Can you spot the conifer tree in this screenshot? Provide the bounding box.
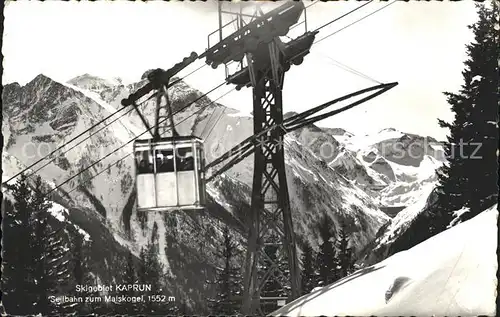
[30,176,73,315]
[70,234,106,315]
[117,251,139,315]
[316,214,338,286]
[391,1,499,256]
[460,1,499,218]
[137,222,166,314]
[435,1,499,227]
[335,220,355,279]
[71,233,92,314]
[137,246,149,314]
[3,176,73,315]
[209,226,242,315]
[2,175,34,314]
[123,251,137,292]
[300,240,318,295]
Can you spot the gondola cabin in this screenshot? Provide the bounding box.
[134,136,206,211]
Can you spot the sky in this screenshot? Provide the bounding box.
[2,0,479,141]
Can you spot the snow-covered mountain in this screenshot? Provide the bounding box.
[328,127,445,210]
[1,73,445,311]
[324,127,447,266]
[272,203,498,317]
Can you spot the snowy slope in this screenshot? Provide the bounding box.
[273,204,498,317]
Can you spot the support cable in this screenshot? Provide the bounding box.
[314,0,374,32]
[24,107,136,181]
[314,0,397,44]
[43,81,226,199]
[312,51,382,84]
[203,106,227,141]
[3,61,208,185]
[3,105,129,185]
[63,86,237,196]
[199,105,219,138]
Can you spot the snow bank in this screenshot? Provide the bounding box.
[272,204,498,317]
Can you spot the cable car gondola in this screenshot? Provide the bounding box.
[134,136,206,211]
[122,52,208,211]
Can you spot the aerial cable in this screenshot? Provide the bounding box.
[23,107,136,181]
[313,0,374,33]
[174,63,207,83]
[299,0,395,86]
[199,87,235,139]
[312,51,381,84]
[3,105,129,185]
[203,107,227,141]
[3,61,207,185]
[305,1,320,10]
[199,106,218,138]
[314,0,397,44]
[43,81,226,199]
[63,86,237,197]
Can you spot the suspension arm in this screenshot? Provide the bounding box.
[285,82,398,131]
[206,82,398,181]
[131,101,155,138]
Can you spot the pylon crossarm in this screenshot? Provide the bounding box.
[205,82,398,182]
[285,82,398,131]
[284,82,397,128]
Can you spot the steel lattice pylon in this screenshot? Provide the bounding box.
[200,2,315,314]
[241,45,300,314]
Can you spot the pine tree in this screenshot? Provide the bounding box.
[137,222,166,315]
[209,226,243,315]
[300,241,318,295]
[30,176,73,315]
[138,246,148,283]
[115,251,139,315]
[71,233,102,314]
[123,252,137,293]
[145,244,166,314]
[71,233,88,314]
[461,1,499,217]
[435,1,499,227]
[316,214,338,286]
[2,175,35,315]
[3,176,73,315]
[30,176,54,314]
[335,220,355,279]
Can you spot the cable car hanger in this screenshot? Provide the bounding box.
[121,52,199,140]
